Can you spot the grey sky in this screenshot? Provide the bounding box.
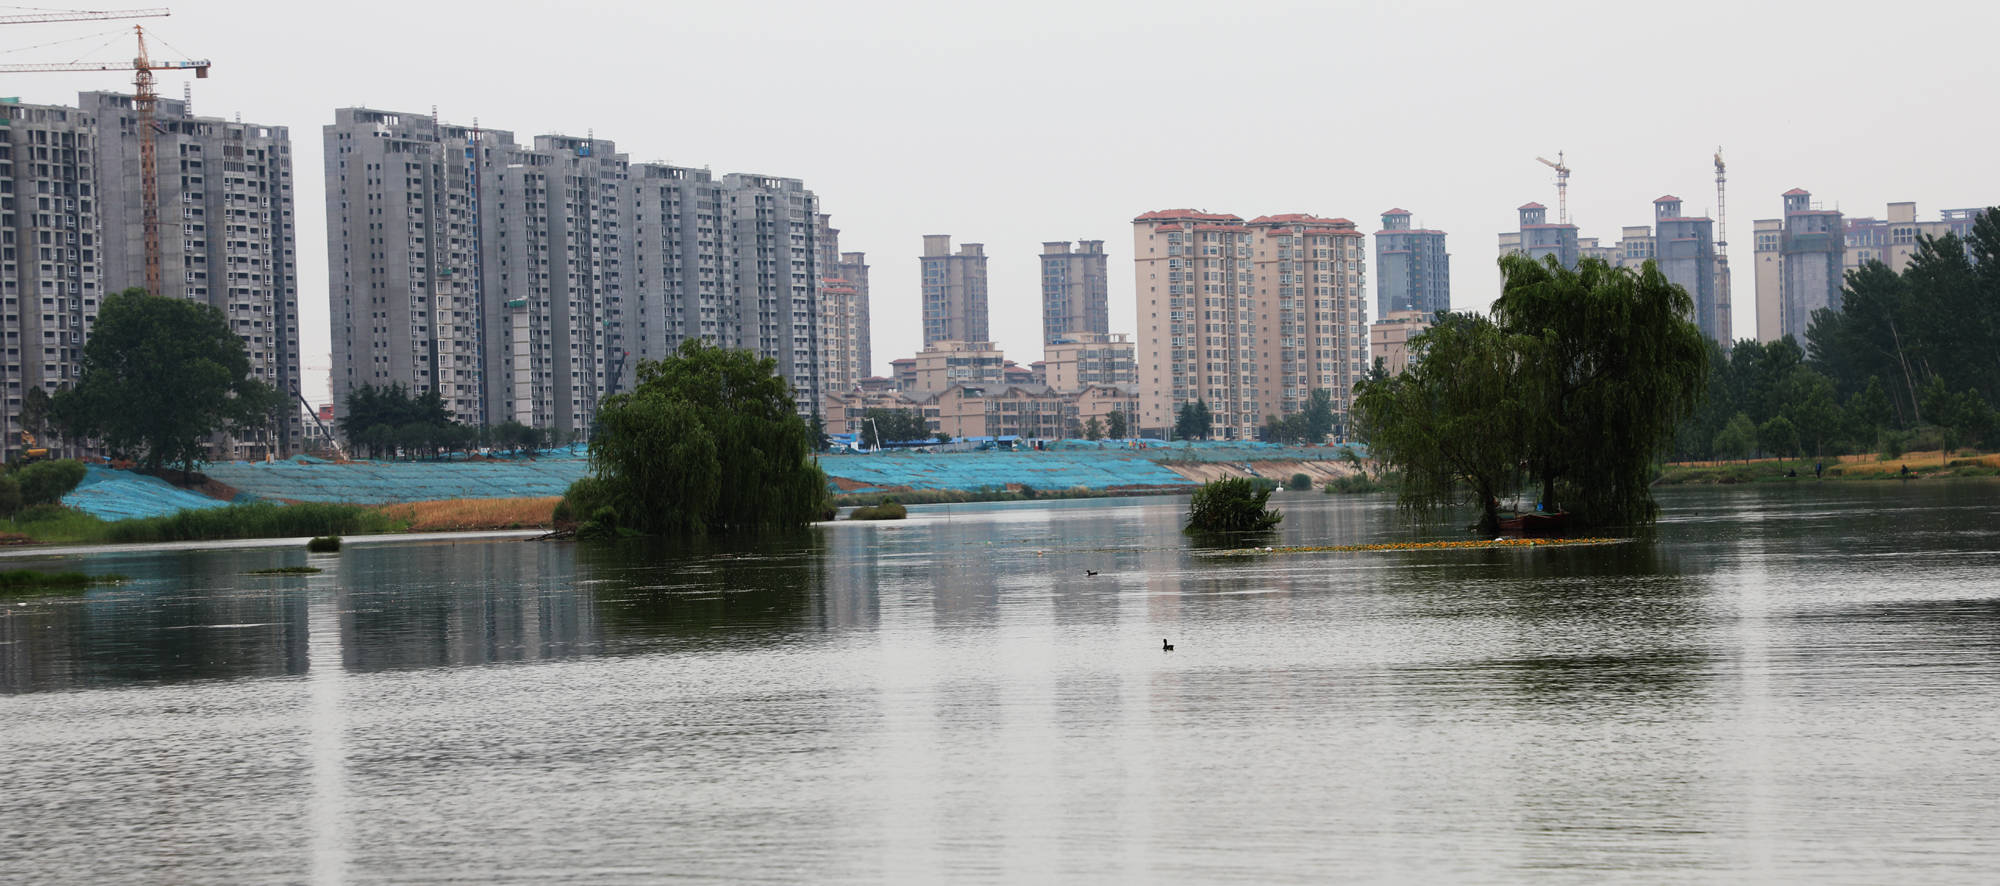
[6,0,1995,403]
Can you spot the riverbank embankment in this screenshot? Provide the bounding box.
[1657,450,2000,485]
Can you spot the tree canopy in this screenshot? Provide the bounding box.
[564,340,827,536]
[52,288,281,474]
[1262,388,1337,445]
[1355,255,1708,530]
[1352,312,1530,533]
[858,408,931,449]
[1673,208,2000,460]
[1175,399,1213,440]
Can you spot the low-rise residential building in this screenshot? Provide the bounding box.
[1043,332,1137,391]
[823,382,1139,442]
[1368,310,1433,376]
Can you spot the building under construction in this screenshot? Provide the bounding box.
[0,92,303,461]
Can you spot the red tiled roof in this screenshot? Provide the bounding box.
[1782,188,1810,196]
[1383,208,1411,215]
[1518,202,1547,210]
[1654,194,1681,203]
[1134,209,1243,222]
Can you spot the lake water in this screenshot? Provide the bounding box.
[3,484,1998,883]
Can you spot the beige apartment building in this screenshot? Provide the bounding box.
[920,234,989,346]
[1134,209,1367,440]
[1132,210,1259,438]
[907,340,1006,392]
[1753,218,1783,343]
[1043,332,1137,392]
[823,382,1138,442]
[1248,214,1370,429]
[1368,310,1434,376]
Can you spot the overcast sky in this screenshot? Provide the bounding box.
[7,0,1996,403]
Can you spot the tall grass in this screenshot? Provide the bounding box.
[376,497,558,531]
[101,502,405,543]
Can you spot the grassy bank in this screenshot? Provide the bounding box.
[1658,450,2000,485]
[0,570,127,595]
[375,497,558,531]
[1,501,408,546]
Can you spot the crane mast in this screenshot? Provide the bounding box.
[0,19,207,297]
[1536,151,1571,225]
[1714,147,1732,343]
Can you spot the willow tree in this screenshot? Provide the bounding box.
[1493,254,1708,525]
[567,340,827,536]
[1351,312,1530,534]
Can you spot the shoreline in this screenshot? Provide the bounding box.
[0,529,549,561]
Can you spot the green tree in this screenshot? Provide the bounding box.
[1781,367,1842,457]
[569,340,827,536]
[1299,388,1337,442]
[1352,312,1528,534]
[1106,410,1128,439]
[1758,415,1799,461]
[1712,412,1757,463]
[1185,477,1282,535]
[1084,417,1103,441]
[1843,377,1895,451]
[1492,255,1708,525]
[51,288,281,475]
[860,408,929,449]
[1175,399,1213,440]
[15,459,86,506]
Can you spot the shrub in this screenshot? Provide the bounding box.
[1185,477,1282,535]
[555,476,616,528]
[0,475,20,518]
[1323,473,1386,494]
[16,459,86,506]
[306,535,341,553]
[1287,473,1313,491]
[850,500,907,520]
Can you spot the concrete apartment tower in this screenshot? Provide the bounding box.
[1040,239,1108,346]
[328,108,823,437]
[1373,209,1449,319]
[0,95,302,461]
[814,214,871,394]
[919,234,988,346]
[1651,195,1726,344]
[1769,189,1844,341]
[1501,202,1579,268]
[1133,209,1367,441]
[837,251,871,378]
[1752,218,1783,342]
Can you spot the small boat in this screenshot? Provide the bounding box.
[1496,510,1569,536]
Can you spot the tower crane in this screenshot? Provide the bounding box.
[0,23,207,297]
[0,7,169,25]
[1714,146,1733,343]
[1535,151,1571,225]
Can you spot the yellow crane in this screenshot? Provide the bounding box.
[0,21,207,297]
[1536,151,1571,225]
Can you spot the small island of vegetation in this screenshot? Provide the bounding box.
[558,341,828,538]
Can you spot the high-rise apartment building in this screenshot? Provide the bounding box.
[812,214,870,394]
[1040,239,1108,346]
[1133,209,1366,441]
[1373,209,1449,319]
[0,94,302,461]
[1752,218,1783,343]
[919,234,987,346]
[1249,214,1368,429]
[1651,195,1726,344]
[1768,187,1840,344]
[837,251,871,378]
[327,108,823,435]
[1500,202,1579,268]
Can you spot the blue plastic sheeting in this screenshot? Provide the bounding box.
[63,465,232,520]
[201,455,592,504]
[820,451,1194,494]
